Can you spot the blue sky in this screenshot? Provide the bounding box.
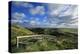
[11,1,78,28]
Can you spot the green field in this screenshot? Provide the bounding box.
[10,24,78,53]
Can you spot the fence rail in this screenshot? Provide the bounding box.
[16,35,53,48]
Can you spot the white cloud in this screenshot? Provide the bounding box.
[59,9,72,17]
[13,1,33,8]
[12,12,26,20]
[37,22,41,25]
[29,17,42,26]
[22,2,33,8]
[30,20,36,25]
[47,4,78,28]
[59,6,77,17]
[11,20,20,23]
[30,6,45,15]
[72,7,78,19]
[48,4,78,18]
[43,19,47,22]
[50,24,57,27]
[50,10,59,16]
[48,4,71,17]
[56,23,68,28]
[48,4,62,11]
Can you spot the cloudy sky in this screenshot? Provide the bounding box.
[10,1,78,28]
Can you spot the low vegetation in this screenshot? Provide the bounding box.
[10,24,78,53]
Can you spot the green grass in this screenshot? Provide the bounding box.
[10,24,78,53]
[10,24,34,51]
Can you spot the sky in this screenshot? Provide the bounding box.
[10,1,78,28]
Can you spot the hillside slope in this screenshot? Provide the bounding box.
[10,25,78,52]
[11,24,34,49]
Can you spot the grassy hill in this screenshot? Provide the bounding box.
[10,24,34,52]
[10,25,78,53]
[11,24,34,37]
[58,28,78,33]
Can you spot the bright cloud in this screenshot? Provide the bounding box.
[13,1,33,8]
[12,12,26,20]
[47,4,78,28]
[30,6,45,15]
[48,4,72,16]
[11,1,78,28]
[30,20,36,25]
